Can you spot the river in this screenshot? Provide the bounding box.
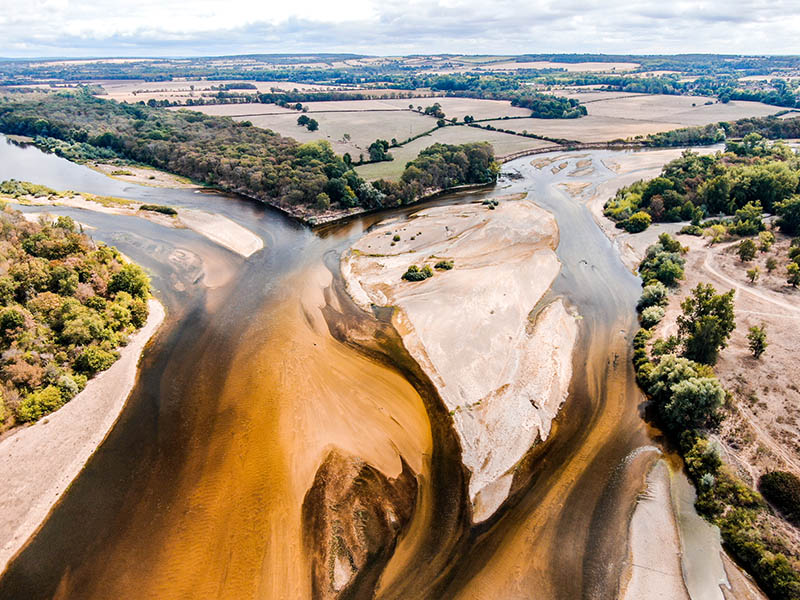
[0,137,726,599]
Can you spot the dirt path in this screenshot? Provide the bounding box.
[702,242,800,317]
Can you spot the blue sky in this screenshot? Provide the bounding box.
[1,0,799,58]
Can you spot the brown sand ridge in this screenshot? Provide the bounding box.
[342,195,578,521]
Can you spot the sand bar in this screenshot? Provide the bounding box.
[342,196,578,520]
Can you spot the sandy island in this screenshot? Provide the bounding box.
[342,195,578,521]
[7,193,263,259]
[0,299,165,574]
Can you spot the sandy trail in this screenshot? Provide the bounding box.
[0,299,165,574]
[342,196,578,521]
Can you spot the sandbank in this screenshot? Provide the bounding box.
[342,196,578,521]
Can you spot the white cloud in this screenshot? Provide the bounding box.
[0,0,798,57]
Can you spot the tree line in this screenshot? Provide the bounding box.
[0,91,499,219]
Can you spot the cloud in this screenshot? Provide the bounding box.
[0,0,798,57]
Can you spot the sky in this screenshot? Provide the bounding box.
[1,0,799,58]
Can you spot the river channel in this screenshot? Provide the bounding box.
[0,137,725,599]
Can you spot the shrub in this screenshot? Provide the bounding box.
[746,266,760,283]
[401,265,433,282]
[15,385,64,422]
[139,204,178,215]
[640,305,665,328]
[637,282,669,310]
[622,211,651,233]
[766,257,778,272]
[679,224,704,236]
[434,260,454,270]
[759,471,800,524]
[74,345,118,374]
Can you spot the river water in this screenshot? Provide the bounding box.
[0,137,725,599]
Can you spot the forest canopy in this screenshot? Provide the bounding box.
[0,205,150,429]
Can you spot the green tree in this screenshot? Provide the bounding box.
[662,377,725,431]
[758,230,775,252]
[786,262,800,287]
[297,115,310,127]
[637,281,669,310]
[746,266,760,283]
[108,264,150,299]
[747,325,768,359]
[16,386,64,423]
[307,119,319,131]
[678,283,736,365]
[737,239,757,262]
[776,195,800,235]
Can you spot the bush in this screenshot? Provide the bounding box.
[401,265,434,282]
[75,345,118,374]
[640,305,665,328]
[15,385,64,422]
[737,239,757,262]
[434,260,454,270]
[637,282,669,310]
[139,204,178,215]
[679,224,704,236]
[622,211,652,233]
[759,471,800,524]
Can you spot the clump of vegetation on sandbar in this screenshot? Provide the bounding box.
[0,205,151,430]
[401,264,433,281]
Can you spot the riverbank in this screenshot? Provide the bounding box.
[341,194,578,521]
[0,299,165,575]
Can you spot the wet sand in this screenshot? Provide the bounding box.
[0,299,164,574]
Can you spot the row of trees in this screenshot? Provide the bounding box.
[631,233,800,599]
[0,204,150,429]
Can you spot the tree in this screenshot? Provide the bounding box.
[766,257,778,272]
[678,283,736,365]
[787,262,800,287]
[747,324,768,359]
[108,264,150,299]
[307,119,319,131]
[737,239,757,262]
[297,115,310,127]
[746,266,760,283]
[661,377,725,431]
[776,195,800,235]
[758,230,775,252]
[759,471,800,523]
[641,305,666,328]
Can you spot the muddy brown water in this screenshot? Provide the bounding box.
[0,137,690,599]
